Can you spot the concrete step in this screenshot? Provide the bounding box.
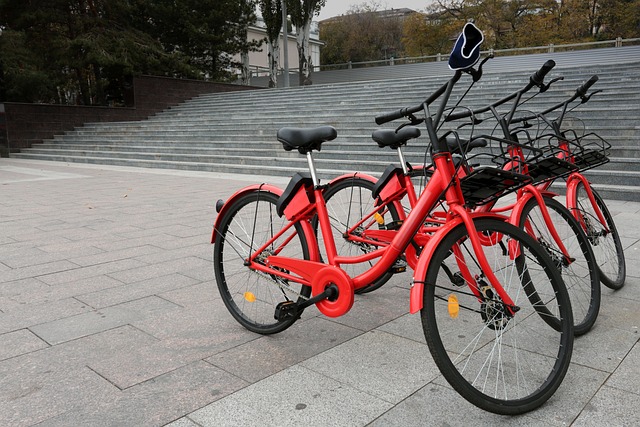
[13,48,640,202]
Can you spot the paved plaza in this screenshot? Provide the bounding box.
[1,158,639,426]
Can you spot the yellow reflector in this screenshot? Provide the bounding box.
[244,292,256,302]
[448,294,459,319]
[373,212,385,225]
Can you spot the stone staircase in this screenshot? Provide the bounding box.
[12,48,640,201]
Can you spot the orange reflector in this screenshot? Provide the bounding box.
[448,294,459,319]
[244,292,256,302]
[373,212,385,225]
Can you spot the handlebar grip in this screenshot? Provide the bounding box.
[446,110,473,121]
[530,60,556,85]
[375,108,408,125]
[576,75,599,96]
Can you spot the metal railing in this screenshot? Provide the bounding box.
[316,37,640,72]
[241,37,640,85]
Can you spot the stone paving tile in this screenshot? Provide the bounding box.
[569,320,638,372]
[153,234,213,251]
[0,366,119,427]
[206,317,362,383]
[375,311,427,344]
[0,277,50,302]
[612,212,640,239]
[39,361,249,427]
[133,244,210,266]
[597,291,640,328]
[0,246,73,269]
[165,418,200,427]
[572,385,640,426]
[179,264,217,282]
[68,244,164,267]
[91,233,177,252]
[8,275,125,306]
[159,281,220,307]
[0,297,92,335]
[187,364,393,427]
[605,340,640,395]
[327,285,410,332]
[300,330,439,405]
[75,273,199,309]
[37,258,147,286]
[0,260,81,284]
[370,383,546,427]
[91,300,258,388]
[106,256,210,284]
[29,295,180,345]
[0,329,49,360]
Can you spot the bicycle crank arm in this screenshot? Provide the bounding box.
[274,284,339,321]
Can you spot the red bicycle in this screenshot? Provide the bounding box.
[211,28,574,414]
[510,77,626,289]
[322,61,601,335]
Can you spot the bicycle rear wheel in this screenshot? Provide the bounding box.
[518,195,600,336]
[572,182,625,289]
[213,190,312,334]
[421,218,573,415]
[321,177,399,294]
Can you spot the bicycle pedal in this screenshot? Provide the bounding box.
[390,259,407,273]
[274,301,299,321]
[383,220,403,231]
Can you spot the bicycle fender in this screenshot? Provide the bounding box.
[565,172,588,210]
[509,188,558,226]
[410,212,507,313]
[210,184,283,244]
[326,171,378,186]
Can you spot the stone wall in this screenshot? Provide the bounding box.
[0,76,261,155]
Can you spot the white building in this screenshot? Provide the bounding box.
[243,17,323,79]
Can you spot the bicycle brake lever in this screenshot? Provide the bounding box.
[540,76,564,93]
[581,89,603,103]
[395,115,424,132]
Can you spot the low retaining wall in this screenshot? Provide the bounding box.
[0,76,262,156]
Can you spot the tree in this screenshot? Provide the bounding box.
[0,0,262,104]
[319,2,406,65]
[597,0,640,38]
[0,0,191,104]
[259,0,283,87]
[287,0,326,85]
[402,11,462,57]
[145,0,261,82]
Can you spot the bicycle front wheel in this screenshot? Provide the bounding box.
[421,218,574,415]
[518,195,600,336]
[213,190,312,334]
[573,182,625,289]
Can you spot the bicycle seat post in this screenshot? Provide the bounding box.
[396,147,409,175]
[306,151,320,187]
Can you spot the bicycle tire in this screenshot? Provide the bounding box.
[421,218,574,415]
[213,190,312,334]
[572,182,626,289]
[321,177,399,294]
[518,195,600,336]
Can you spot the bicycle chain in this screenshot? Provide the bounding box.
[249,268,310,301]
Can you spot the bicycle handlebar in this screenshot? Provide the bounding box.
[374,56,498,126]
[374,72,458,125]
[576,75,599,97]
[530,60,556,86]
[444,60,558,122]
[511,74,600,124]
[375,105,423,125]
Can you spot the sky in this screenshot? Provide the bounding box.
[317,1,431,21]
